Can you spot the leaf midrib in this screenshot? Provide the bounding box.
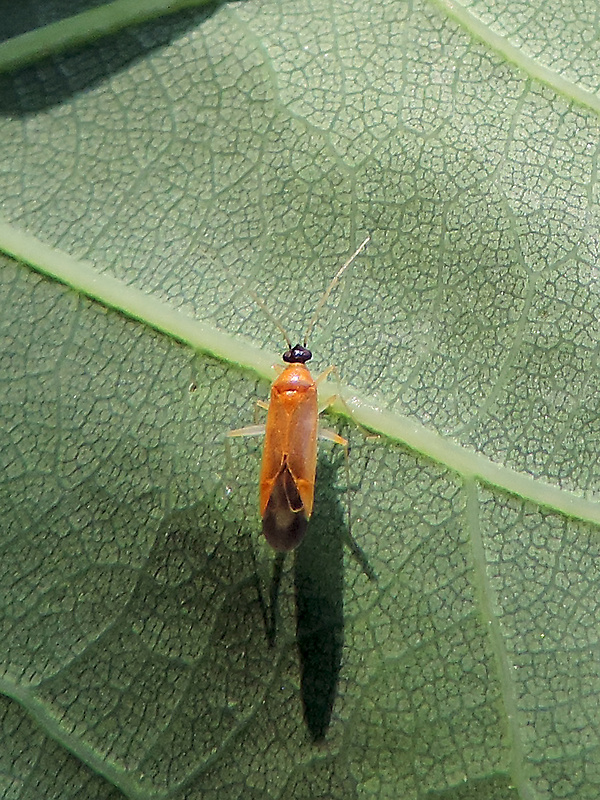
[2,218,598,527]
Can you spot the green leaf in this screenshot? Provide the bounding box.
[1,1,599,799]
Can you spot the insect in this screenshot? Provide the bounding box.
[228,236,371,552]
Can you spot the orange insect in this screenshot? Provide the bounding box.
[228,236,370,551]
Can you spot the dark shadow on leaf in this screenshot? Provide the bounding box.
[265,551,286,646]
[2,1,119,42]
[138,499,266,656]
[426,773,519,800]
[24,492,281,796]
[294,452,346,742]
[0,2,223,113]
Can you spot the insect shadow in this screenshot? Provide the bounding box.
[268,452,346,742]
[295,452,348,741]
[148,455,357,743]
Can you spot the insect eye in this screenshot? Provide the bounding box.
[282,344,312,364]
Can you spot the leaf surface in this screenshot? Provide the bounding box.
[0,1,599,799]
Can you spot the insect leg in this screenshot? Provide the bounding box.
[226,423,266,438]
[318,365,378,440]
[318,427,348,447]
[315,364,336,388]
[316,365,350,418]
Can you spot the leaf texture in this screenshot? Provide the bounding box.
[1,1,599,798]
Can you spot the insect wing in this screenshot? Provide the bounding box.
[262,462,309,551]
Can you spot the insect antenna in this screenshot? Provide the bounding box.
[302,235,371,346]
[247,288,293,349]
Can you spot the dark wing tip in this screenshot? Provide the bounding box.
[262,462,310,551]
[263,507,308,551]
